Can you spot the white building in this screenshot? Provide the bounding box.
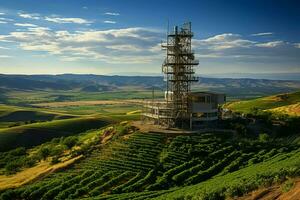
[189,92,226,122]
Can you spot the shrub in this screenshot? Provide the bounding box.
[62,136,78,149]
[50,145,65,156]
[51,138,61,143]
[5,161,21,174]
[9,147,26,156]
[22,157,37,168]
[0,190,18,200]
[259,133,270,143]
[281,178,295,192]
[38,147,50,160]
[51,156,60,165]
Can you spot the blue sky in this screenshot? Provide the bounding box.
[0,0,299,75]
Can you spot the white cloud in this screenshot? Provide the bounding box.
[104,12,120,16]
[0,13,5,15]
[18,12,92,25]
[60,56,86,62]
[195,53,223,58]
[149,43,162,53]
[0,35,11,42]
[45,16,92,24]
[2,26,297,66]
[8,26,51,41]
[200,33,240,43]
[20,42,61,54]
[18,13,40,20]
[0,26,162,64]
[192,33,300,63]
[106,44,141,51]
[14,23,37,27]
[0,55,12,58]
[294,43,300,48]
[0,17,14,24]
[194,33,255,50]
[0,46,9,49]
[82,6,88,10]
[104,20,116,24]
[0,17,14,22]
[255,41,284,48]
[251,32,273,36]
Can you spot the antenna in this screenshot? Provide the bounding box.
[167,19,169,35]
[152,86,154,105]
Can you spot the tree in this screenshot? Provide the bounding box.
[9,147,26,156]
[38,147,50,160]
[51,156,60,165]
[5,161,21,174]
[62,136,78,149]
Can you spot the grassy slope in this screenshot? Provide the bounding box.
[0,156,82,191]
[0,117,113,152]
[0,99,141,152]
[269,103,300,116]
[0,104,77,129]
[225,91,300,114]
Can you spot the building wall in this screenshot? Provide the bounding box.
[189,92,225,122]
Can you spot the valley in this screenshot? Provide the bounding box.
[1,1,299,199]
[0,77,299,199]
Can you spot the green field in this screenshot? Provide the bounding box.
[0,125,299,199]
[2,90,164,105]
[48,104,141,115]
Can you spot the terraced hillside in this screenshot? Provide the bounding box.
[1,124,299,200]
[225,90,300,115]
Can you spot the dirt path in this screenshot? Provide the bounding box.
[235,178,300,200]
[0,155,82,190]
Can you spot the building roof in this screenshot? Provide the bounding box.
[190,91,225,96]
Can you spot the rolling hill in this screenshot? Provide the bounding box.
[1,74,300,102]
[0,77,299,199]
[225,91,300,115]
[0,104,76,128]
[0,117,113,152]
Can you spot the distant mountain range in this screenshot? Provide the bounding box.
[0,74,299,97]
[107,72,300,81]
[200,72,300,81]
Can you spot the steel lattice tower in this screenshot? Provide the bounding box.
[162,22,198,127]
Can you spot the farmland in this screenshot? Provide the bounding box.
[0,75,299,199]
[0,123,299,199]
[1,0,300,197]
